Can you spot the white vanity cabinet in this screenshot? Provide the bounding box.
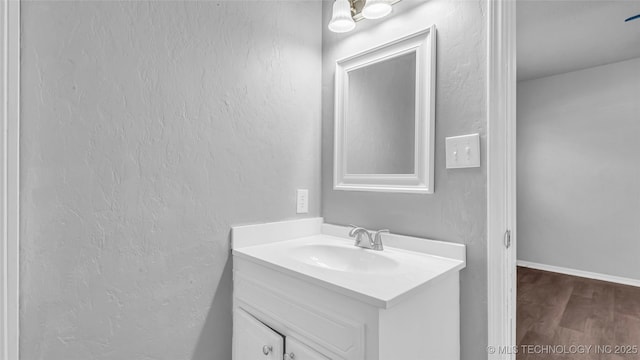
[232,259,364,360]
[231,218,466,360]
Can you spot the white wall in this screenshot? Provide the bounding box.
[322,1,487,359]
[20,1,321,359]
[517,57,640,280]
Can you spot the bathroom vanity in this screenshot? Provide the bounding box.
[231,218,466,360]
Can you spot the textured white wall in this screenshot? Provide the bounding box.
[517,57,640,280]
[20,1,321,359]
[322,1,487,359]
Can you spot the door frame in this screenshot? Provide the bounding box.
[1,0,20,359]
[486,0,517,359]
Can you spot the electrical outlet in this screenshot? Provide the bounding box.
[296,189,309,214]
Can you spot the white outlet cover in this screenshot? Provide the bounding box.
[296,189,309,214]
[445,133,480,169]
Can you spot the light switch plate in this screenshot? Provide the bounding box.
[296,189,309,214]
[445,133,480,169]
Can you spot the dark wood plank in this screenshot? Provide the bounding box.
[614,286,640,320]
[591,283,615,323]
[559,294,592,331]
[613,314,640,348]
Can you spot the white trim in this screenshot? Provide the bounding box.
[486,0,517,358]
[333,26,436,194]
[517,261,640,288]
[1,0,19,359]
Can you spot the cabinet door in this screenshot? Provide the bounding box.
[285,337,330,360]
[233,308,284,360]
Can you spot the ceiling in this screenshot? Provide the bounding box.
[517,0,640,81]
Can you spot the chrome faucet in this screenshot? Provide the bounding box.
[348,225,389,251]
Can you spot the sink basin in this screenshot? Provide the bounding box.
[289,244,399,273]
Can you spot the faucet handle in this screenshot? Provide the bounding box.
[348,224,365,237]
[348,224,369,246]
[375,229,390,237]
[373,229,389,248]
[348,224,358,237]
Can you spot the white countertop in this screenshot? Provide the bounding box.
[232,230,465,309]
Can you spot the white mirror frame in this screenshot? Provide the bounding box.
[334,25,436,194]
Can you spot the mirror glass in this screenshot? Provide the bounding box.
[346,52,416,175]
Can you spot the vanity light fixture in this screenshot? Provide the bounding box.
[328,0,399,33]
[328,0,356,33]
[361,0,393,19]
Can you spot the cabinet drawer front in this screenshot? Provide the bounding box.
[235,273,364,359]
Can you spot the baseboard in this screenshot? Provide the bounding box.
[517,260,640,288]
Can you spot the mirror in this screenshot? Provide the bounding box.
[346,52,416,175]
[334,26,436,194]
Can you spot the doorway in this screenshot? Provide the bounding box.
[515,1,640,358]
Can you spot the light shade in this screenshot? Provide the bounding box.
[328,0,356,33]
[362,0,392,19]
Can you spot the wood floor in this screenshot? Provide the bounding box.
[517,267,640,360]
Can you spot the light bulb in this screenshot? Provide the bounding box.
[328,0,356,33]
[362,0,392,20]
